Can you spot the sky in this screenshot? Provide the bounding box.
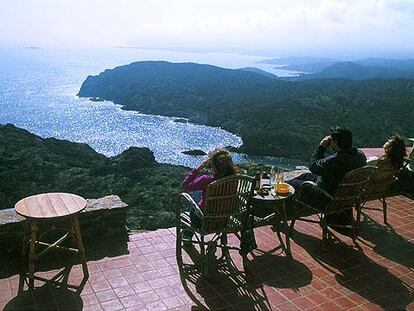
[1,0,414,58]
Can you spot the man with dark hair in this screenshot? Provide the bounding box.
[330,127,353,150]
[288,126,367,225]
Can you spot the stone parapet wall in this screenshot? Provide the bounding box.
[0,195,128,259]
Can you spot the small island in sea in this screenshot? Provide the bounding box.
[174,118,188,123]
[182,149,207,156]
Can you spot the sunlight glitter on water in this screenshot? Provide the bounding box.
[0,47,301,168]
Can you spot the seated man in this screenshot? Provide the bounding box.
[288,127,367,225]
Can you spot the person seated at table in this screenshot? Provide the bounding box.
[181,148,239,240]
[287,127,367,226]
[367,135,406,169]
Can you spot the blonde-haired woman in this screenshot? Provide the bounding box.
[181,148,238,238]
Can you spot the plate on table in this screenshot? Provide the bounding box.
[256,188,269,196]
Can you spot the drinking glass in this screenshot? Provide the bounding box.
[275,172,284,192]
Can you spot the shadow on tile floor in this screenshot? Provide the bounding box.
[177,239,313,310]
[245,251,312,291]
[3,263,88,310]
[291,228,414,310]
[0,236,124,310]
[178,243,271,310]
[358,213,414,270]
[0,235,128,280]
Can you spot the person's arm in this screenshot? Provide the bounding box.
[308,136,336,176]
[181,158,212,192]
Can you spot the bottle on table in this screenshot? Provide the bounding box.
[269,165,276,185]
[277,172,284,184]
[254,173,261,190]
[261,172,270,188]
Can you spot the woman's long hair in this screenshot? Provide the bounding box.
[209,148,239,178]
[384,135,406,168]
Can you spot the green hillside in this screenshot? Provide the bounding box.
[78,61,414,159]
[0,124,188,229]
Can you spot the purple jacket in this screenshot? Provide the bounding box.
[181,169,217,209]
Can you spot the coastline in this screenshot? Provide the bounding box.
[82,96,305,168]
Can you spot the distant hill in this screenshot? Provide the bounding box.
[0,124,187,229]
[259,57,414,76]
[258,56,341,66]
[355,58,414,73]
[78,61,414,159]
[295,62,414,80]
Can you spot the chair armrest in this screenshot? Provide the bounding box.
[176,192,204,218]
[297,181,334,201]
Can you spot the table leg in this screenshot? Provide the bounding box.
[21,228,28,275]
[281,202,292,259]
[28,221,38,289]
[73,216,89,277]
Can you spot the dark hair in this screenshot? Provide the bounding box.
[330,127,353,150]
[384,135,406,168]
[208,148,239,178]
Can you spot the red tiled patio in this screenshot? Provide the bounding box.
[1,195,414,310]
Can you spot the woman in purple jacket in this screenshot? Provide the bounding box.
[181,148,238,237]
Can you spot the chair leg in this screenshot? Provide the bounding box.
[220,234,229,259]
[220,233,227,246]
[382,197,388,224]
[320,217,328,251]
[351,213,358,242]
[200,235,208,277]
[176,224,183,266]
[207,240,217,270]
[356,203,363,228]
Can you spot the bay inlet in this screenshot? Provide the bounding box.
[0,47,301,168]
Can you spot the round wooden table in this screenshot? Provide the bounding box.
[251,185,295,258]
[15,193,89,288]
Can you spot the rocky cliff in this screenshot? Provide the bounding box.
[0,124,188,229]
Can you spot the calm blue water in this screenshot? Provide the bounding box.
[0,47,301,168]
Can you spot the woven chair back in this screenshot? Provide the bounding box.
[364,163,399,199]
[202,175,254,234]
[325,166,375,214]
[409,148,414,171]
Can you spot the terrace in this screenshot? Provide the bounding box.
[0,194,414,310]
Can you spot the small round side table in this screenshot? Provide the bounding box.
[15,192,89,289]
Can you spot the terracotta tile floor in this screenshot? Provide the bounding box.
[1,195,414,310]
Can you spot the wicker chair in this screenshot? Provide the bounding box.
[357,163,400,224]
[408,145,414,172]
[289,166,375,250]
[176,175,254,276]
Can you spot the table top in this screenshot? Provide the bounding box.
[15,192,87,219]
[252,184,295,202]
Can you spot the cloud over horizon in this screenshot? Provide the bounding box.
[1,0,413,57]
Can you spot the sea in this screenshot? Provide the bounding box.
[0,47,303,168]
